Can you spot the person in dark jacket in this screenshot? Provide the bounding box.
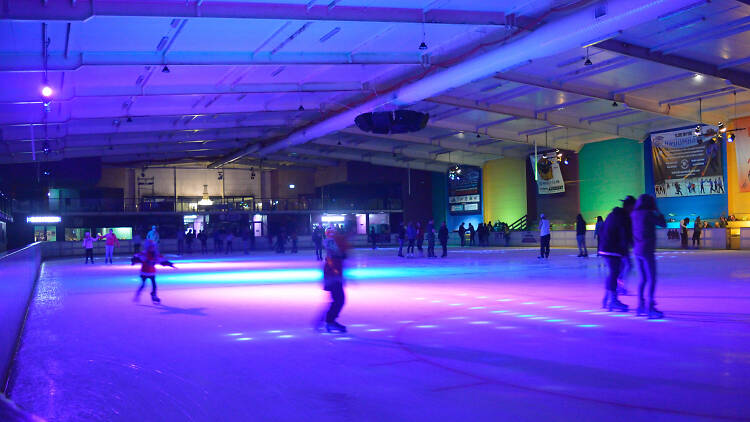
[692,216,702,248]
[599,196,636,311]
[458,223,466,247]
[438,222,449,258]
[575,214,588,257]
[426,219,436,258]
[594,216,604,251]
[312,225,324,261]
[631,194,667,319]
[468,223,476,246]
[680,217,689,249]
[397,222,406,257]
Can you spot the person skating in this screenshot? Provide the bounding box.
[319,227,349,333]
[370,226,377,249]
[146,225,160,244]
[132,230,142,254]
[405,222,416,257]
[594,216,604,252]
[225,230,234,254]
[198,229,208,254]
[538,214,550,259]
[458,223,466,247]
[98,229,120,264]
[631,194,667,319]
[397,222,406,257]
[438,222,449,258]
[575,214,588,257]
[312,225,324,261]
[426,219,436,258]
[82,231,98,264]
[131,240,174,304]
[416,222,424,257]
[186,229,195,254]
[692,216,702,249]
[680,217,689,249]
[599,196,636,312]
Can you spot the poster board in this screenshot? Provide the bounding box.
[529,155,565,195]
[448,166,482,215]
[651,127,724,198]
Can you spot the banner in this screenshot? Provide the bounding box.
[651,126,724,198]
[448,165,481,215]
[529,155,565,195]
[734,128,750,192]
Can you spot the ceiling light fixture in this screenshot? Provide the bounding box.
[612,101,618,107]
[162,65,170,73]
[41,86,53,97]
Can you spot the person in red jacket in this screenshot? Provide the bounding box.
[131,240,174,304]
[98,229,120,264]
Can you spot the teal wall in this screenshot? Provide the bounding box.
[579,138,645,222]
[431,172,447,226]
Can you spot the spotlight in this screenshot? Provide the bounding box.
[448,164,463,181]
[563,158,569,165]
[584,57,592,66]
[298,105,305,111]
[612,101,618,107]
[718,122,726,133]
[41,86,53,97]
[42,141,50,155]
[162,65,170,73]
[694,125,701,136]
[728,133,736,143]
[711,136,717,142]
[419,41,428,50]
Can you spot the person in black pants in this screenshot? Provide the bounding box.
[319,228,349,333]
[599,196,636,311]
[370,226,377,249]
[438,222,449,258]
[538,214,550,259]
[458,223,466,247]
[312,225,324,261]
[397,222,406,257]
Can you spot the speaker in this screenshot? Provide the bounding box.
[354,110,429,135]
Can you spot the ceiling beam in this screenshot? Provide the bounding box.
[426,95,647,140]
[339,127,505,155]
[284,146,449,173]
[596,39,750,90]
[1,142,236,164]
[2,126,272,145]
[1,0,510,25]
[0,52,424,72]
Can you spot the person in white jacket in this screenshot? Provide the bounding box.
[538,214,551,259]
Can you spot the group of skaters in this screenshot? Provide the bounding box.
[544,195,667,319]
[395,220,450,258]
[457,221,511,247]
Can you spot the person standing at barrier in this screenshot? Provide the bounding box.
[438,222,449,258]
[82,231,97,264]
[468,223,476,246]
[406,222,416,257]
[426,219,436,258]
[458,223,466,247]
[99,229,120,264]
[131,239,174,304]
[538,214,551,259]
[599,196,636,312]
[680,217,689,249]
[576,214,588,257]
[594,216,604,252]
[186,229,195,254]
[370,226,377,250]
[198,229,208,254]
[397,222,406,257]
[312,225,324,261]
[416,222,425,257]
[631,194,666,319]
[146,225,160,245]
[692,216,702,249]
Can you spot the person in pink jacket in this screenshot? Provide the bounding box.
[98,229,120,264]
[131,240,174,304]
[82,232,97,264]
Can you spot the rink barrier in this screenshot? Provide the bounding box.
[0,242,42,394]
[485,229,729,250]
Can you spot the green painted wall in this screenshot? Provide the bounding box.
[431,172,447,226]
[579,138,645,222]
[482,157,527,224]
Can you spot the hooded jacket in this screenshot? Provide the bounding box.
[631,210,666,257]
[599,207,632,257]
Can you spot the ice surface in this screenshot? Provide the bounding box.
[8,248,750,421]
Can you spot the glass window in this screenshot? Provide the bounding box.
[96,227,133,240]
[34,225,56,242]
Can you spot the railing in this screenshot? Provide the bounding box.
[12,196,404,214]
[509,214,529,231]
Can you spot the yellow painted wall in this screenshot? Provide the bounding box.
[482,157,527,224]
[727,116,750,218]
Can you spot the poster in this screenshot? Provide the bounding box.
[529,154,565,195]
[448,165,481,215]
[734,128,750,192]
[651,126,724,198]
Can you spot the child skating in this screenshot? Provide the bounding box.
[131,240,174,304]
[82,232,98,264]
[317,227,349,333]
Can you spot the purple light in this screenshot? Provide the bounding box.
[41,86,53,97]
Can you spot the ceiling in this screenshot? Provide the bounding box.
[2,0,750,172]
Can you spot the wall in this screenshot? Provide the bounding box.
[482,157,527,225]
[0,243,41,392]
[644,129,728,220]
[270,168,316,198]
[579,138,645,222]
[727,117,750,218]
[526,149,580,224]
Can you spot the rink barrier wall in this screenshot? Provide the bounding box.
[485,229,729,250]
[0,242,42,394]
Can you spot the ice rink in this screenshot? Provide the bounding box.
[8,247,750,421]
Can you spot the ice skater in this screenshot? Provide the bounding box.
[312,225,324,261]
[538,214,550,259]
[631,194,666,319]
[318,227,349,333]
[680,218,689,249]
[426,219,436,258]
[146,225,160,244]
[693,216,702,248]
[397,222,406,257]
[98,229,120,264]
[575,214,588,257]
[406,222,416,257]
[438,222,449,258]
[416,222,424,257]
[131,240,174,304]
[598,195,635,311]
[82,231,98,264]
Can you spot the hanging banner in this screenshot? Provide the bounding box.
[651,126,724,198]
[734,127,750,192]
[529,155,565,195]
[447,165,481,215]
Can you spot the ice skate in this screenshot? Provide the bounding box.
[636,300,647,316]
[326,322,347,333]
[151,293,161,304]
[608,299,628,312]
[601,292,609,309]
[648,304,664,319]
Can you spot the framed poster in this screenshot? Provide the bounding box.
[529,154,565,195]
[447,166,481,215]
[651,127,724,197]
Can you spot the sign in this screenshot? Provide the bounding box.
[447,166,481,215]
[651,127,724,198]
[734,128,750,192]
[529,155,565,195]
